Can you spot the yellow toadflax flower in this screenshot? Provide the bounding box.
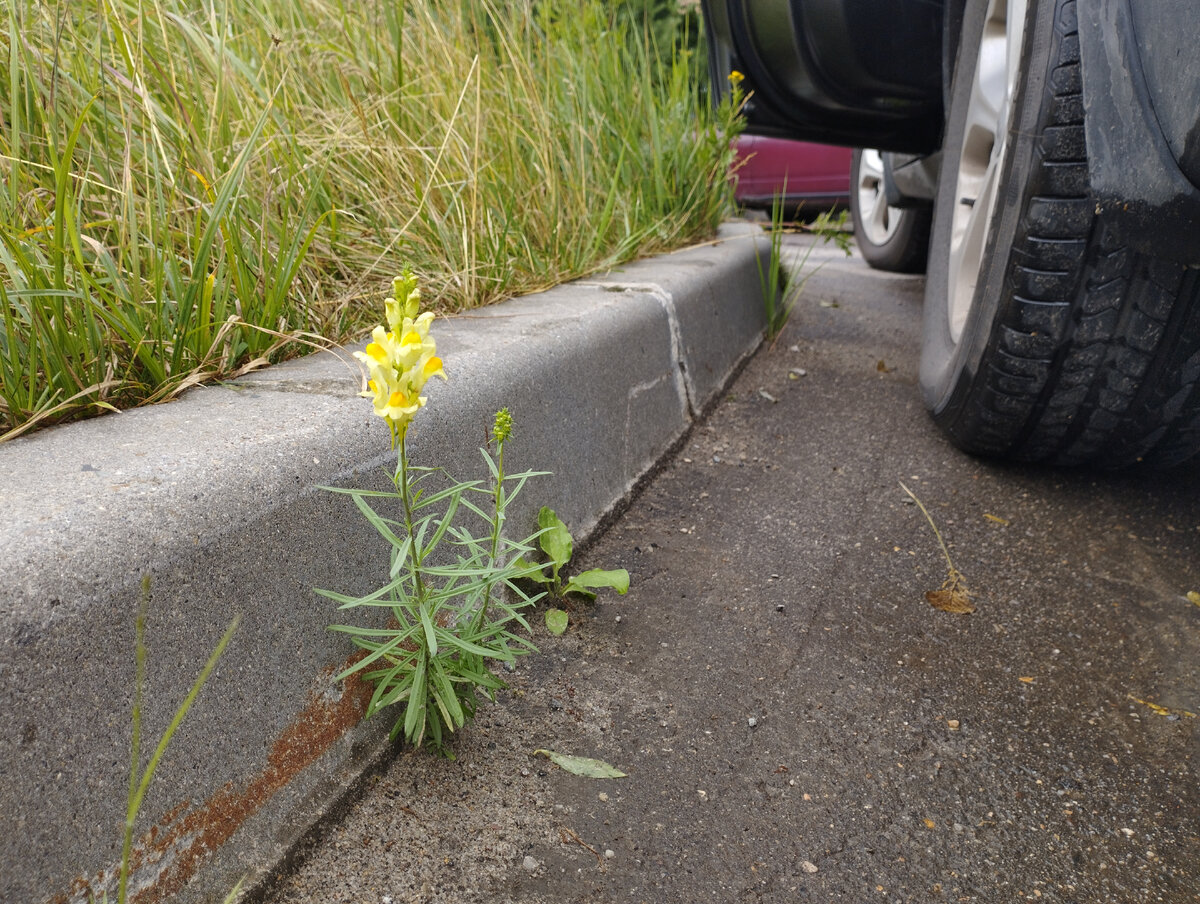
[354,268,446,442]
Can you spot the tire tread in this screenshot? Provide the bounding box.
[944,0,1200,467]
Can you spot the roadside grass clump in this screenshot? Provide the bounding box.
[756,190,852,342]
[0,0,740,440]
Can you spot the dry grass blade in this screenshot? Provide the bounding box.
[899,481,975,614]
[559,826,605,869]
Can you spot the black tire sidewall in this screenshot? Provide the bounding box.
[919,0,1059,436]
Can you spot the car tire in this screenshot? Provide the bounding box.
[850,149,931,274]
[920,0,1200,467]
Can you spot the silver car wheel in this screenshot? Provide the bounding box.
[946,0,1027,343]
[854,149,903,246]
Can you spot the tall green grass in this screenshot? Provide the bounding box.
[0,0,738,440]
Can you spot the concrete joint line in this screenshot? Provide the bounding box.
[579,281,697,418]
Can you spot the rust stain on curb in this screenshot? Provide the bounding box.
[50,657,373,904]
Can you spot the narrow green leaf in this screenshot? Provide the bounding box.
[435,629,506,659]
[411,480,483,510]
[544,608,569,636]
[430,658,465,727]
[418,605,439,656]
[533,749,626,779]
[404,659,427,742]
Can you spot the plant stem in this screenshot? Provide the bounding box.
[899,481,957,575]
[481,436,506,624]
[119,575,152,904]
[397,432,428,605]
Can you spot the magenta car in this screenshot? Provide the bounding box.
[732,135,850,209]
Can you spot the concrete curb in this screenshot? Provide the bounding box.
[0,223,768,903]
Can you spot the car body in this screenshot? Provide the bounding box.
[732,135,851,210]
[702,0,1200,468]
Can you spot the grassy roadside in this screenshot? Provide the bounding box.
[0,0,737,440]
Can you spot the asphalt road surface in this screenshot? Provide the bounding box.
[263,238,1200,904]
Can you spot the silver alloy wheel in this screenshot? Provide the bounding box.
[946,0,1028,342]
[855,149,902,245]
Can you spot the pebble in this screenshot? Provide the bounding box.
[947,719,960,730]
[599,792,609,802]
[605,849,616,860]
[747,716,758,728]
[801,860,818,874]
[523,855,540,873]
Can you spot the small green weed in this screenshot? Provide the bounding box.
[756,193,852,341]
[518,506,630,635]
[86,576,240,904]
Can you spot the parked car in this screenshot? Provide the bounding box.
[732,135,850,211]
[849,148,931,274]
[703,0,1200,468]
[734,137,932,272]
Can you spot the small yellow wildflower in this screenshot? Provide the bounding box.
[353,271,446,441]
[728,70,745,87]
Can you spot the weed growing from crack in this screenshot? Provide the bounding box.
[83,576,240,904]
[320,274,550,752]
[756,193,852,342]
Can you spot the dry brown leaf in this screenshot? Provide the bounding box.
[922,818,936,829]
[925,587,974,614]
[1018,677,1036,684]
[1187,591,1200,607]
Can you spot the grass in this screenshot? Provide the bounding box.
[756,191,851,342]
[0,0,738,440]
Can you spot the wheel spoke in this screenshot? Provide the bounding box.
[856,149,900,245]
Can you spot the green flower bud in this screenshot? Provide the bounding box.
[387,267,421,331]
[492,408,513,445]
